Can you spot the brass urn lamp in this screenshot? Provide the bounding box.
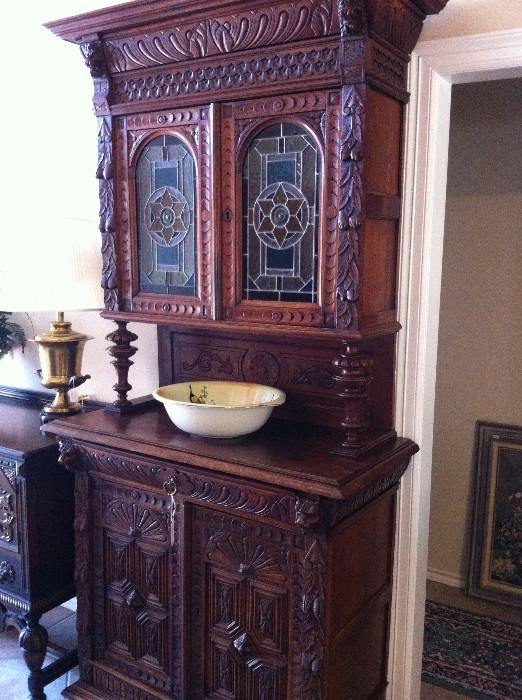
[0,218,102,420]
[34,311,93,417]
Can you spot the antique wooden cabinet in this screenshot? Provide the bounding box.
[44,1,449,698]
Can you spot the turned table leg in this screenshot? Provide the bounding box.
[19,615,49,700]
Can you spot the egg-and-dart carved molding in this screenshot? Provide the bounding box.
[104,0,336,73]
[112,46,340,105]
[336,82,364,329]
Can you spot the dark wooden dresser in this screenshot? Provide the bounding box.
[43,0,450,697]
[0,395,76,699]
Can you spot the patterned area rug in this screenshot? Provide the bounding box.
[423,600,522,699]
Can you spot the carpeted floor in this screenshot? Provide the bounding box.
[0,605,78,700]
[422,582,522,700]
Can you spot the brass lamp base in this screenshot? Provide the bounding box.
[34,312,92,419]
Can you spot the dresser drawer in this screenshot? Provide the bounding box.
[0,550,23,597]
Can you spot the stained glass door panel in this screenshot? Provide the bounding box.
[221,93,340,328]
[136,134,197,297]
[242,123,320,304]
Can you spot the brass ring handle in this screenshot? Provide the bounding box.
[163,476,178,496]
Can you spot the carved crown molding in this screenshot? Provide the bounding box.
[105,0,337,73]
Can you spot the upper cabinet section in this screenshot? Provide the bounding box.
[46,0,449,336]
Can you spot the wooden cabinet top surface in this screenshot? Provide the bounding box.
[45,406,416,499]
[0,399,56,459]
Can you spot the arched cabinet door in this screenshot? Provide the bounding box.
[114,106,216,320]
[221,92,341,328]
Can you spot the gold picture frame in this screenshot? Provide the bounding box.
[467,421,522,607]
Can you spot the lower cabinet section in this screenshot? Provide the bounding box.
[59,440,407,700]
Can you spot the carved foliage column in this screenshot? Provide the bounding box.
[80,39,118,313]
[336,0,367,330]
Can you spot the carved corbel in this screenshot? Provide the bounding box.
[295,497,321,529]
[80,38,111,114]
[58,440,80,472]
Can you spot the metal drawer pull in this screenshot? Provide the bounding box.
[163,478,178,545]
[0,561,15,585]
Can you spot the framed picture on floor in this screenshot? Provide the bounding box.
[467,421,522,607]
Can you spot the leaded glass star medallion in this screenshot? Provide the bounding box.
[136,135,197,296]
[242,122,320,304]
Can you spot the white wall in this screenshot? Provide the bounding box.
[420,0,522,42]
[428,78,522,586]
[0,0,158,403]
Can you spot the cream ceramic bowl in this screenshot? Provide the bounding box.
[153,381,286,438]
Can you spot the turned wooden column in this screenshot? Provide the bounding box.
[333,342,373,456]
[105,321,138,413]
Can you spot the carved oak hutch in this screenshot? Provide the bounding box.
[45,1,448,699]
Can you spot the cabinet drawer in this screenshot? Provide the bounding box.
[0,550,23,597]
[84,445,297,529]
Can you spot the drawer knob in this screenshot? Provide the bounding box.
[0,561,15,585]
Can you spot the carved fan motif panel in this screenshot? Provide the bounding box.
[98,488,174,695]
[189,506,295,700]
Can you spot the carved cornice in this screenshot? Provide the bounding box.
[105,0,337,73]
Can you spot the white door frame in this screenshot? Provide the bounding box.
[388,29,522,700]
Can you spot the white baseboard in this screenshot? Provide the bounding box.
[427,567,465,589]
